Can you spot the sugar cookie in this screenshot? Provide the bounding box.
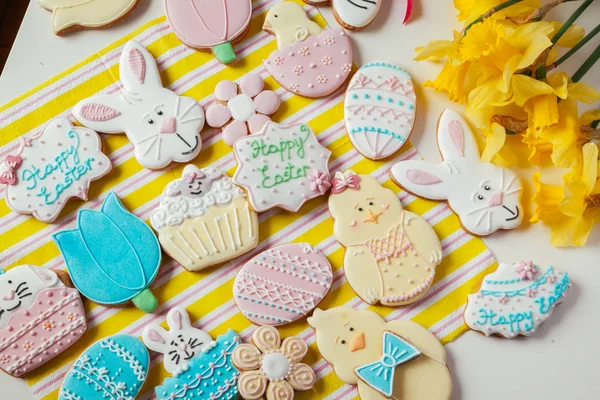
[465,261,571,338]
[303,0,382,30]
[345,61,416,160]
[150,165,259,272]
[59,334,150,400]
[232,325,316,400]
[39,0,140,36]
[74,40,205,170]
[233,243,332,326]
[263,2,353,98]
[233,122,332,212]
[390,109,524,236]
[1,118,111,223]
[308,307,452,400]
[0,266,86,378]
[165,0,252,64]
[53,192,161,313]
[328,171,442,306]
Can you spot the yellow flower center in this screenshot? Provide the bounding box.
[460,18,505,61]
[589,194,600,207]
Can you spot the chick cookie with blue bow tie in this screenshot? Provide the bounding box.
[308,307,452,400]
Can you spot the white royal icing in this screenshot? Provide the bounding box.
[390,109,524,236]
[345,61,416,160]
[332,0,382,28]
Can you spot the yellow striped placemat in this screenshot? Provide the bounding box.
[0,1,496,398]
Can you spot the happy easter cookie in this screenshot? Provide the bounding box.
[345,61,416,160]
[39,0,140,36]
[150,165,259,272]
[53,192,161,313]
[165,0,252,64]
[233,122,332,213]
[1,118,111,223]
[390,109,524,236]
[0,265,86,378]
[233,243,332,326]
[59,334,150,400]
[232,325,315,400]
[465,261,571,338]
[303,0,382,30]
[263,2,353,98]
[328,171,442,306]
[308,307,452,400]
[74,40,205,170]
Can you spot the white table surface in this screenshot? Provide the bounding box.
[1,1,599,399]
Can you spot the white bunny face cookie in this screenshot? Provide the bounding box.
[74,41,205,170]
[390,109,523,236]
[142,306,214,376]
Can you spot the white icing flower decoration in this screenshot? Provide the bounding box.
[206,73,281,146]
[232,326,315,400]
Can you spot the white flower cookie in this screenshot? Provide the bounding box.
[150,165,258,272]
[390,109,524,236]
[328,171,442,306]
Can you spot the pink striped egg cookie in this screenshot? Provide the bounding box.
[233,243,332,326]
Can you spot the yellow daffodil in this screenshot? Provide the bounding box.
[551,22,585,47]
[580,109,600,126]
[522,125,553,165]
[423,61,472,103]
[531,143,600,247]
[454,0,540,24]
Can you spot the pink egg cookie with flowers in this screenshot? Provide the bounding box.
[233,243,333,326]
[263,2,353,98]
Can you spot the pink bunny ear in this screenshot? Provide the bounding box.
[79,103,121,122]
[406,169,443,185]
[448,120,464,157]
[147,329,166,344]
[170,310,183,329]
[33,268,55,282]
[128,47,146,84]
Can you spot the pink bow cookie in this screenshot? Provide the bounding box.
[331,171,361,194]
[0,155,23,185]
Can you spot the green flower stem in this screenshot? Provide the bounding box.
[592,120,599,129]
[132,288,158,313]
[571,42,600,82]
[551,0,594,44]
[552,23,600,69]
[461,0,523,35]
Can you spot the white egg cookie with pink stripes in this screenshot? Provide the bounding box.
[328,171,442,306]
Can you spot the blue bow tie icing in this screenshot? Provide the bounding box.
[354,331,421,397]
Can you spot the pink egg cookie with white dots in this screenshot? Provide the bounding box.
[0,265,87,378]
[233,243,333,326]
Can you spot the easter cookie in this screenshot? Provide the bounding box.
[263,2,353,98]
[465,261,571,338]
[345,61,416,160]
[303,0,382,30]
[233,122,332,213]
[308,307,452,400]
[74,40,205,170]
[39,0,140,36]
[165,0,252,64]
[59,334,150,400]
[233,243,332,326]
[1,118,111,223]
[53,192,161,313]
[390,109,524,236]
[206,73,282,146]
[328,171,442,306]
[0,266,86,378]
[232,325,315,400]
[150,165,259,272]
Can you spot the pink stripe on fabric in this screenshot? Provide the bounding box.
[433,312,464,336]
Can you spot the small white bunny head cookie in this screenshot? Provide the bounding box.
[390,109,523,236]
[142,306,214,376]
[74,40,205,170]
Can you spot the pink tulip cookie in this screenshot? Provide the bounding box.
[206,73,281,146]
[232,325,316,400]
[0,266,87,378]
[165,0,252,64]
[232,122,332,212]
[263,2,353,98]
[1,118,111,223]
[328,171,442,306]
[233,243,332,326]
[150,165,259,272]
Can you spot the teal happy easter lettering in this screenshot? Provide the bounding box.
[475,308,534,333]
[20,130,96,205]
[536,275,570,314]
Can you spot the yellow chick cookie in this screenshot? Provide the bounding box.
[263,2,323,48]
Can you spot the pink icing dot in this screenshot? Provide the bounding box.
[47,292,53,297]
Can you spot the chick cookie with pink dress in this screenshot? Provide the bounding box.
[263,2,353,98]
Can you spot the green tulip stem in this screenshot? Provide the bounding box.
[132,288,158,313]
[213,42,236,64]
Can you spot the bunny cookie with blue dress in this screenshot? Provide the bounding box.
[390,109,524,236]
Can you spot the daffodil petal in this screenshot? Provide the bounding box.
[566,82,600,104]
[423,61,471,103]
[580,109,600,126]
[573,208,600,247]
[512,75,554,106]
[546,72,569,99]
[581,143,599,193]
[529,94,559,128]
[507,21,554,48]
[481,123,506,162]
[468,76,511,109]
[551,22,586,47]
[530,172,564,225]
[414,40,459,61]
[550,215,578,247]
